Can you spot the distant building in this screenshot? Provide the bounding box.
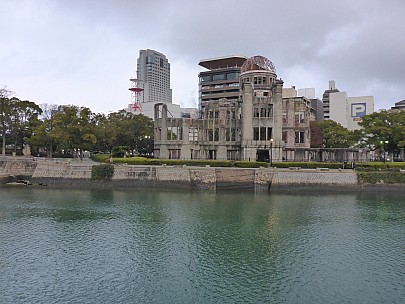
[283,86,323,121]
[322,80,340,120]
[198,55,247,115]
[391,99,405,110]
[131,101,197,120]
[310,98,324,121]
[323,80,374,130]
[298,88,315,99]
[127,49,197,119]
[136,49,172,104]
[345,96,374,130]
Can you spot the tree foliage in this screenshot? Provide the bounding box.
[0,87,13,156]
[1,87,42,156]
[1,87,154,158]
[0,84,154,157]
[314,120,357,148]
[358,109,405,154]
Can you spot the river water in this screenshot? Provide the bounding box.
[0,187,404,304]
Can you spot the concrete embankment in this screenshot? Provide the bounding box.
[1,157,404,192]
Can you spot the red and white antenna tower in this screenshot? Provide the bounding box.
[128,78,144,113]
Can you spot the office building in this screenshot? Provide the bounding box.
[322,80,340,119]
[198,56,247,114]
[128,49,197,119]
[322,81,374,130]
[136,49,172,104]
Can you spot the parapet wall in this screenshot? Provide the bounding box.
[1,158,389,192]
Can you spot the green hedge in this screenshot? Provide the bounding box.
[234,161,268,168]
[91,154,111,163]
[91,164,114,180]
[92,155,269,167]
[271,162,344,169]
[357,171,405,184]
[91,154,405,170]
[356,162,405,170]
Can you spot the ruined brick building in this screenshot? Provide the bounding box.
[153,55,326,161]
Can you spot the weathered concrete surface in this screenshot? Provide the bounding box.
[0,158,37,177]
[272,169,357,185]
[2,157,405,192]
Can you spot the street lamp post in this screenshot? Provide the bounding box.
[270,138,273,167]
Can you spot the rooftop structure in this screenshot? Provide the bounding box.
[392,99,405,110]
[198,55,248,114]
[198,55,247,70]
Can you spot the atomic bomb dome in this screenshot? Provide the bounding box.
[240,55,276,75]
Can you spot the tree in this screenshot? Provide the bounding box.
[0,87,43,156]
[7,98,42,153]
[105,110,154,155]
[359,109,405,157]
[0,87,13,156]
[93,112,119,153]
[314,120,357,148]
[50,105,97,159]
[26,104,59,157]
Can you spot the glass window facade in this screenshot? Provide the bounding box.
[212,74,226,81]
[226,72,239,80]
[200,75,211,82]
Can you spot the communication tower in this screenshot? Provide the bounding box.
[128,78,144,113]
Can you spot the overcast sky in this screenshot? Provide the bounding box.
[1,0,404,114]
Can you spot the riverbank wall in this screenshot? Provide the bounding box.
[1,158,404,192]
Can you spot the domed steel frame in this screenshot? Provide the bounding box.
[240,55,276,75]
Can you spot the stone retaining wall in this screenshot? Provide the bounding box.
[112,166,156,180]
[189,168,216,190]
[272,170,357,185]
[3,158,404,192]
[32,162,92,179]
[0,159,37,176]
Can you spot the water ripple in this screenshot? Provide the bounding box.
[0,189,404,303]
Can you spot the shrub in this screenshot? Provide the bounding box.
[111,146,129,158]
[234,161,268,168]
[112,156,150,165]
[272,162,344,169]
[91,154,111,163]
[357,171,405,184]
[91,164,114,180]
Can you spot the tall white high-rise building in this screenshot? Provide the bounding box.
[128,49,197,120]
[136,49,172,104]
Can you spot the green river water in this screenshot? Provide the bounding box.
[0,187,404,303]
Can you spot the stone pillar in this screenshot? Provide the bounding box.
[154,103,169,159]
[272,79,284,162]
[241,83,254,161]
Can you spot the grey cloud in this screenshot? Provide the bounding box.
[1,0,404,112]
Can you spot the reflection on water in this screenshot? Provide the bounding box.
[0,188,404,304]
